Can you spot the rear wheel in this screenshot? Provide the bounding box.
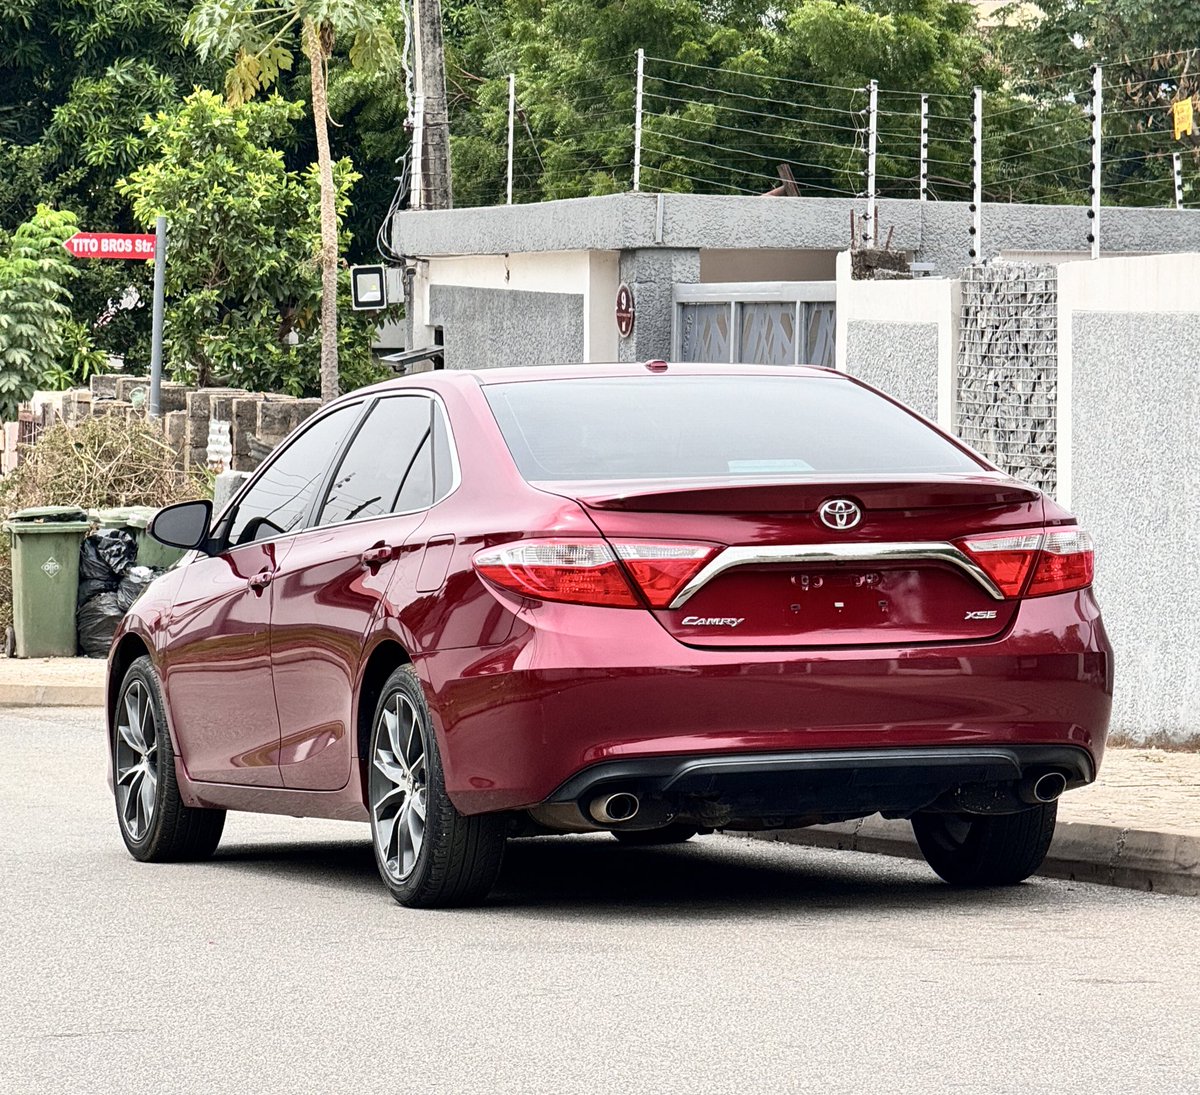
[912,803,1057,887]
[612,823,699,846]
[114,656,225,862]
[367,665,506,908]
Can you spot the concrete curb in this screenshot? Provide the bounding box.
[743,815,1200,897]
[0,685,106,707]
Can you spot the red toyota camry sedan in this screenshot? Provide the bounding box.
[107,363,1112,906]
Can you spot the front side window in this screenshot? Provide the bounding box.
[318,396,434,525]
[228,403,361,546]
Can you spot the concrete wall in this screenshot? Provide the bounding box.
[395,192,1200,277]
[834,250,958,427]
[428,284,584,369]
[1057,253,1200,745]
[411,250,617,365]
[699,248,839,283]
[617,249,701,363]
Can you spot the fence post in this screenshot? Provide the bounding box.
[1089,65,1102,260]
[632,48,645,192]
[506,73,515,205]
[865,78,878,242]
[919,94,929,202]
[970,86,982,262]
[1174,151,1184,210]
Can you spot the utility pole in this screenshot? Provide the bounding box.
[412,0,453,209]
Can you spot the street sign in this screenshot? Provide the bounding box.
[63,232,156,260]
[615,283,635,338]
[350,264,387,310]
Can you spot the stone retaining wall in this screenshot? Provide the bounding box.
[29,377,322,475]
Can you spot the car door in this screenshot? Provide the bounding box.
[162,402,364,786]
[269,394,441,791]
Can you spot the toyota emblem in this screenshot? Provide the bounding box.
[818,498,862,530]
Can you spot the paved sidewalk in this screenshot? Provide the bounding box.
[0,656,105,706]
[749,747,1200,896]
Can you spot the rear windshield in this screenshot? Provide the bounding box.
[484,375,981,481]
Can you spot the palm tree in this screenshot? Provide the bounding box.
[185,1,397,402]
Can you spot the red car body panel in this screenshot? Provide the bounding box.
[107,364,1113,826]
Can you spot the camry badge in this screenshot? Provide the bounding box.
[818,498,862,531]
[682,616,745,628]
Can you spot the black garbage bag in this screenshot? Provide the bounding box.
[116,566,159,612]
[77,577,115,605]
[77,528,136,585]
[77,592,124,658]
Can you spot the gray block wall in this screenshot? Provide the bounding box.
[617,249,701,363]
[1071,311,1200,745]
[843,321,940,419]
[428,284,584,369]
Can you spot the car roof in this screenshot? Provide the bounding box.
[358,361,844,396]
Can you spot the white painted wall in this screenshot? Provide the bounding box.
[835,250,959,428]
[1056,252,1200,509]
[411,250,620,363]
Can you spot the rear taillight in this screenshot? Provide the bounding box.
[472,540,717,608]
[1026,528,1095,596]
[958,527,1093,599]
[473,541,638,607]
[611,541,717,607]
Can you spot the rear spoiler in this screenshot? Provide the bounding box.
[533,475,1042,514]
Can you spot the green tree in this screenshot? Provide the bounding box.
[118,89,388,396]
[0,2,223,369]
[989,1,1200,206]
[442,0,994,204]
[184,0,399,402]
[0,206,98,419]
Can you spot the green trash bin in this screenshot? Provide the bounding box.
[3,506,93,658]
[92,505,184,571]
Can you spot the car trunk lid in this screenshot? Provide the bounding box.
[537,474,1043,648]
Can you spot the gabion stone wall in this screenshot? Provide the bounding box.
[955,264,1058,494]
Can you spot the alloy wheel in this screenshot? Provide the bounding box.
[115,680,159,841]
[370,692,429,884]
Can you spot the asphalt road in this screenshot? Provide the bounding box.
[3,707,1198,1095]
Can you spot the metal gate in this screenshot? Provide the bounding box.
[672,282,836,368]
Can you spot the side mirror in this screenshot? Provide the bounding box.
[150,500,213,552]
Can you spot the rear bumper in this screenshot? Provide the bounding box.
[421,588,1112,815]
[546,745,1093,830]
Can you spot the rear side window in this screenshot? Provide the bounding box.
[319,396,433,524]
[484,375,981,481]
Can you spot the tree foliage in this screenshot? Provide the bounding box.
[0,1,221,369]
[0,206,95,419]
[184,0,400,400]
[119,90,389,395]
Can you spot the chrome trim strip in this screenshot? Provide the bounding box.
[667,541,1005,608]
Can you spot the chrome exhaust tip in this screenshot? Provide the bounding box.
[589,792,640,825]
[1020,771,1068,805]
[1032,771,1068,803]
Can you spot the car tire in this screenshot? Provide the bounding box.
[367,665,506,908]
[612,823,699,846]
[911,802,1058,887]
[114,655,226,862]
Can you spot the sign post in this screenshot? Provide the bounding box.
[63,225,167,418]
[148,217,167,418]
